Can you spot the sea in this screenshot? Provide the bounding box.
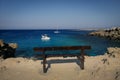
[0,29,120,57]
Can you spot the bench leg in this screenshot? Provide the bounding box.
[43,57,47,73]
[77,56,84,70]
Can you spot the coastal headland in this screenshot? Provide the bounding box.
[89,27,120,41]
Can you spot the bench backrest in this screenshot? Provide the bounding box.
[34,46,91,52]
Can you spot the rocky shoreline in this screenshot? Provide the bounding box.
[89,27,120,41]
[0,47,120,80]
[0,39,18,59]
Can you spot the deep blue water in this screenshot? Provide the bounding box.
[0,30,120,57]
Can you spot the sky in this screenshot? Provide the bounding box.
[0,0,120,29]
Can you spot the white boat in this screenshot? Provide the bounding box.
[54,30,60,33]
[54,26,60,33]
[41,34,50,40]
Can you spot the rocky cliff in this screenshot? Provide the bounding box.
[0,39,18,59]
[90,27,120,41]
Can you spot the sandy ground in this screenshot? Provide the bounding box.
[0,47,120,80]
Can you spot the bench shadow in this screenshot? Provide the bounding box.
[41,58,84,73]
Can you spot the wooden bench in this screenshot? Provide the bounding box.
[34,46,91,73]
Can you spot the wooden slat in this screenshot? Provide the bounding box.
[34,46,91,52]
[35,54,81,58]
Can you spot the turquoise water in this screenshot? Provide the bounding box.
[0,30,120,57]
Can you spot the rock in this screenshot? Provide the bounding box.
[0,66,7,73]
[0,39,18,59]
[101,58,107,64]
[115,71,120,80]
[107,47,120,58]
[8,43,18,49]
[89,27,120,41]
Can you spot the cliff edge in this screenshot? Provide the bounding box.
[0,47,120,80]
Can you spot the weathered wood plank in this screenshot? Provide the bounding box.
[34,46,91,51]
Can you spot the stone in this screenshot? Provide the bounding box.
[89,27,120,41]
[0,39,18,59]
